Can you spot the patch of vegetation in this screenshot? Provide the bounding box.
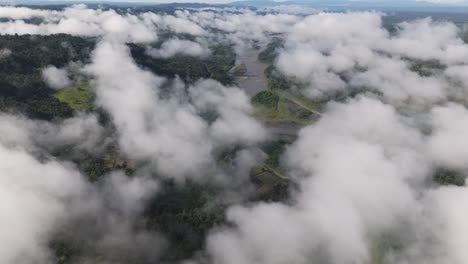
[54,82,94,111]
[408,59,446,77]
[250,140,291,203]
[279,98,314,123]
[205,44,236,84]
[0,34,95,75]
[252,90,280,109]
[258,37,284,64]
[0,34,94,120]
[129,43,236,85]
[264,64,308,91]
[145,182,226,262]
[433,168,466,186]
[250,162,291,203]
[251,90,318,125]
[278,90,322,112]
[261,140,288,172]
[231,63,247,76]
[369,232,405,264]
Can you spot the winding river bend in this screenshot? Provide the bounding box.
[236,47,269,97]
[236,46,303,139]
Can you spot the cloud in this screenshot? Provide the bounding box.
[147,38,211,58]
[0,5,157,43]
[427,103,468,171]
[83,40,266,181]
[42,66,71,90]
[3,5,468,264]
[274,12,468,103]
[207,97,429,264]
[0,109,164,264]
[0,48,11,59]
[0,113,106,153]
[0,144,87,264]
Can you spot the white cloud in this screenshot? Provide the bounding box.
[42,66,71,90]
[0,48,11,59]
[83,41,266,181]
[147,38,211,58]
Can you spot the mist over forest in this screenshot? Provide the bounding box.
[1,2,468,264]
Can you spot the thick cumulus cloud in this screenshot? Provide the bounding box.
[202,11,468,264]
[84,41,266,181]
[147,38,211,58]
[0,112,165,264]
[3,5,468,264]
[59,171,165,264]
[274,12,468,104]
[0,145,86,264]
[42,66,71,90]
[141,10,208,36]
[207,97,427,264]
[0,5,157,42]
[205,96,468,264]
[427,103,468,171]
[0,113,106,153]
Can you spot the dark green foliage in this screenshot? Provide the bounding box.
[0,77,74,120]
[408,59,446,77]
[0,34,95,74]
[433,168,466,186]
[130,43,210,80]
[252,90,280,109]
[50,239,82,264]
[0,34,95,120]
[265,64,292,90]
[129,43,235,85]
[258,37,284,64]
[256,180,291,203]
[26,97,74,120]
[145,182,226,262]
[261,140,288,171]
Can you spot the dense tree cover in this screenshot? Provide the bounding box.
[145,182,226,262]
[0,34,95,120]
[0,79,73,120]
[129,43,236,85]
[433,168,466,186]
[0,34,94,74]
[258,37,284,64]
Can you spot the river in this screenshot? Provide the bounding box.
[236,46,303,140]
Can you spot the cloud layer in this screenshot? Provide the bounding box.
[2,4,468,264]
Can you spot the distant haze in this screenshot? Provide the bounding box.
[2,0,468,5]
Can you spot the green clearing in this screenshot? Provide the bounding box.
[251,90,320,125]
[54,82,94,111]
